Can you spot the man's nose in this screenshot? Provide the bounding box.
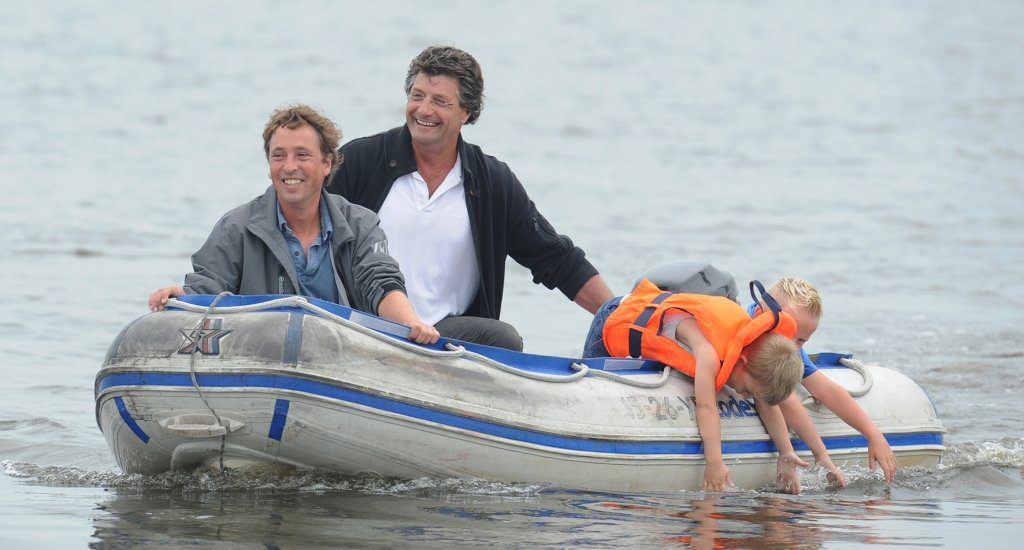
[415,99,434,115]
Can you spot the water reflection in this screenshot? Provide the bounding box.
[673,495,826,548]
[86,473,981,548]
[6,460,1014,546]
[91,487,462,548]
[572,491,951,548]
[573,493,833,548]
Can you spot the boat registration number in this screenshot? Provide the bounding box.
[620,395,759,421]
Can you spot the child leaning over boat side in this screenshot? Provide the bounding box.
[601,279,808,494]
[751,277,898,485]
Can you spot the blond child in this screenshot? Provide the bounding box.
[602,279,807,493]
[752,277,898,484]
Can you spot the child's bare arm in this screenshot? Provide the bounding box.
[803,371,896,483]
[676,319,732,491]
[778,393,846,488]
[754,400,808,494]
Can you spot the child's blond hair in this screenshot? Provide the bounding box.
[742,332,802,405]
[766,276,823,320]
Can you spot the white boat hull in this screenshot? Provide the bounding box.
[96,295,944,491]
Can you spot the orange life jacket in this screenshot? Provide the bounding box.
[602,278,797,390]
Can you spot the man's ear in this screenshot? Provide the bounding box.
[735,355,748,370]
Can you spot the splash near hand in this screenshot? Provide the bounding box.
[776,452,809,495]
[818,456,848,489]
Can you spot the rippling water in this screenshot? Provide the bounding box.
[2,0,1023,547]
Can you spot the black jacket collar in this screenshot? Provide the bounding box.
[383,124,477,197]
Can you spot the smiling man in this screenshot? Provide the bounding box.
[327,46,614,351]
[149,104,438,344]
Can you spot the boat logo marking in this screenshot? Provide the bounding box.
[620,394,760,421]
[178,318,232,355]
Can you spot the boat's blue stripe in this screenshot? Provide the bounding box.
[98,372,943,455]
[269,398,290,441]
[283,312,303,365]
[113,396,150,444]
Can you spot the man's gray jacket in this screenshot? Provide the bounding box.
[183,185,405,314]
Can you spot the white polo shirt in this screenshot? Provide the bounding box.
[378,155,480,324]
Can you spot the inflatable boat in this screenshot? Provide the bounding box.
[95,294,945,491]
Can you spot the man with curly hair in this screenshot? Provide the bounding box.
[327,46,614,351]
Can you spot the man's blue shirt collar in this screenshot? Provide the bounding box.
[276,195,333,241]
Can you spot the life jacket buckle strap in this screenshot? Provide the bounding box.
[749,280,782,332]
[627,291,673,358]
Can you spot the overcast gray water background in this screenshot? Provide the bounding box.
[2,0,1023,547]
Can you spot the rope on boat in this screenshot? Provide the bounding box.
[444,343,590,383]
[169,295,465,359]
[801,356,874,407]
[166,296,669,387]
[570,362,675,389]
[186,291,233,470]
[837,357,873,397]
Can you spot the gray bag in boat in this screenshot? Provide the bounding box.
[632,261,739,302]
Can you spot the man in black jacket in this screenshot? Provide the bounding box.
[326,46,613,351]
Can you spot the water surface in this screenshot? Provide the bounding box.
[2,0,1023,547]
